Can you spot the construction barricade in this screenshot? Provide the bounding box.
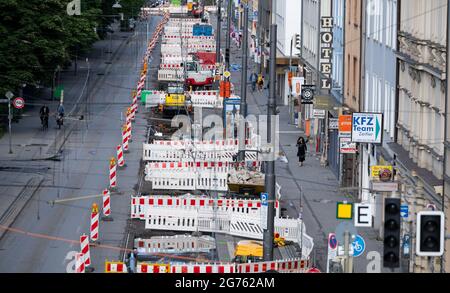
[134,235,216,255]
[105,261,128,273]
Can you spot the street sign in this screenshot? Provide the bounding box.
[327,233,338,273]
[291,77,304,97]
[313,109,326,119]
[223,71,231,78]
[400,205,409,218]
[371,181,399,192]
[329,233,338,250]
[351,235,366,257]
[336,202,353,220]
[339,137,357,154]
[354,204,372,227]
[329,118,339,130]
[335,221,358,243]
[351,113,383,144]
[13,97,25,109]
[261,193,268,230]
[0,99,9,104]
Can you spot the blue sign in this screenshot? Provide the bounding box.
[400,205,409,218]
[351,113,383,144]
[261,193,268,207]
[328,233,338,250]
[351,235,366,258]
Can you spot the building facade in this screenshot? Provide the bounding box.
[394,0,447,273]
[360,0,398,234]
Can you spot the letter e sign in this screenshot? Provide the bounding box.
[354,204,372,227]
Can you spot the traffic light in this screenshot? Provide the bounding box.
[295,34,301,50]
[383,198,401,268]
[416,211,445,257]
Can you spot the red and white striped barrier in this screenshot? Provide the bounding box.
[102,189,111,217]
[109,158,117,189]
[122,125,129,152]
[137,263,170,273]
[75,253,85,273]
[117,145,125,168]
[236,259,309,273]
[105,261,128,273]
[80,234,91,267]
[146,161,260,170]
[126,114,132,142]
[130,196,279,220]
[170,264,235,274]
[160,63,183,69]
[90,206,99,242]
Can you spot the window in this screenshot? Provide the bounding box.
[353,57,358,98]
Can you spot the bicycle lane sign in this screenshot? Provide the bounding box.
[352,235,366,257]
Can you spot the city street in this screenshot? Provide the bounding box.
[0,17,161,272]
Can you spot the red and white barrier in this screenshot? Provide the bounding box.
[122,125,129,152]
[75,253,85,273]
[236,259,309,273]
[105,262,128,273]
[102,189,111,217]
[90,205,99,242]
[170,264,236,274]
[80,234,91,267]
[117,145,125,168]
[109,158,117,189]
[137,263,170,273]
[160,63,183,69]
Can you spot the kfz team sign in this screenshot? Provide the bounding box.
[351,113,383,144]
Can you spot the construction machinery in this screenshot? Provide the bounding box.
[158,83,192,117]
[233,240,264,264]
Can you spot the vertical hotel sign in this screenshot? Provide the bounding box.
[320,17,333,90]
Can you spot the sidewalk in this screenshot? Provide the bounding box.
[220,21,386,272]
[0,22,136,162]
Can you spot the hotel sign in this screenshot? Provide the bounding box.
[320,17,333,90]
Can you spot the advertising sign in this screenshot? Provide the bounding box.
[339,137,357,154]
[338,115,352,137]
[291,77,305,97]
[351,113,383,144]
[370,166,394,178]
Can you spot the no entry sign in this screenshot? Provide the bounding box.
[13,97,25,109]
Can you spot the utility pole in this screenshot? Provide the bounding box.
[225,0,232,70]
[263,22,278,262]
[237,5,249,162]
[214,0,222,90]
[5,91,14,154]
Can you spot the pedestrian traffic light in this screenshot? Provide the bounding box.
[383,198,401,268]
[295,34,301,50]
[416,211,445,257]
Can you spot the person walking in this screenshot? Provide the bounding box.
[296,136,308,166]
[250,72,258,92]
[257,74,264,92]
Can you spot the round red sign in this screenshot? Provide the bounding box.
[13,97,25,109]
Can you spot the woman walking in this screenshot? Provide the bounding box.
[296,137,308,166]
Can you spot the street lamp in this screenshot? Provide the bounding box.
[5,91,14,154]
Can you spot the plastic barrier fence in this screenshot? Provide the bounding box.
[135,235,216,254]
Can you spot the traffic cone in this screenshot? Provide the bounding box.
[109,157,117,190]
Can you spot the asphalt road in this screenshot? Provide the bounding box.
[0,17,161,273]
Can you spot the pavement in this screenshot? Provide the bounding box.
[0,17,161,273]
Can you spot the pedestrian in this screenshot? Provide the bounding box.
[257,74,264,92]
[39,104,50,127]
[296,136,308,167]
[250,72,258,92]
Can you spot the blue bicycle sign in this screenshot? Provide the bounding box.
[352,235,366,257]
